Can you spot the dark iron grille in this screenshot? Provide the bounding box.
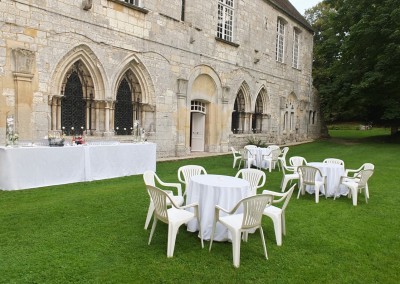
[61,71,86,135]
[252,95,263,133]
[231,93,245,133]
[115,78,133,135]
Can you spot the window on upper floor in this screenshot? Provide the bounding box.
[217,0,234,42]
[276,18,285,63]
[292,28,301,69]
[121,0,140,6]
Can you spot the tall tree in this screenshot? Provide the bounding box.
[306,0,400,135]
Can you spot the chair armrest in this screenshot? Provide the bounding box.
[179,202,199,210]
[262,189,286,203]
[155,174,183,196]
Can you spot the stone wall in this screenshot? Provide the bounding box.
[0,0,321,158]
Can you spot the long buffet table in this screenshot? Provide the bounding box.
[0,142,156,191]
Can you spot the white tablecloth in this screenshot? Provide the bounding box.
[186,174,250,241]
[248,147,272,169]
[306,162,347,197]
[0,143,156,190]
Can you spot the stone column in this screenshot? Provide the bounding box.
[219,86,230,152]
[176,79,188,157]
[12,48,35,140]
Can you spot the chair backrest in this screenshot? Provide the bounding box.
[231,147,240,157]
[237,194,273,229]
[270,148,281,161]
[280,147,289,159]
[281,184,296,210]
[289,156,307,167]
[244,145,257,150]
[235,168,266,195]
[147,185,170,223]
[323,158,345,167]
[177,165,207,185]
[355,169,374,188]
[363,163,375,170]
[268,145,280,150]
[240,147,254,160]
[278,157,292,175]
[143,170,157,187]
[298,166,322,186]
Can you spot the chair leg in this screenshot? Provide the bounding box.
[209,220,217,251]
[259,227,268,260]
[232,231,241,268]
[281,177,289,192]
[351,187,358,206]
[315,185,320,203]
[148,218,158,245]
[281,213,286,236]
[196,212,204,248]
[167,224,179,258]
[144,202,155,229]
[270,214,282,246]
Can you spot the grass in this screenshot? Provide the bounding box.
[1,128,399,283]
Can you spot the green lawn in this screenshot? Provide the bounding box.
[1,129,399,283]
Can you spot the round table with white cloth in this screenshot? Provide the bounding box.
[186,174,250,241]
[306,162,348,197]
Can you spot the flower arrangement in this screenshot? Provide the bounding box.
[6,115,18,146]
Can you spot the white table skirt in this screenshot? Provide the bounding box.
[306,162,347,197]
[0,142,156,191]
[186,174,250,241]
[248,147,272,169]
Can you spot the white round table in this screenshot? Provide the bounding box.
[186,174,250,241]
[307,162,347,197]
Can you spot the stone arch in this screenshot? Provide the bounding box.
[50,44,107,101]
[187,64,222,104]
[112,54,155,106]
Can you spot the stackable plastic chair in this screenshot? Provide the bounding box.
[143,171,184,230]
[238,148,256,169]
[147,185,204,257]
[278,157,299,192]
[289,156,307,170]
[235,168,266,196]
[297,165,326,203]
[343,163,374,198]
[209,194,274,268]
[339,169,374,206]
[231,147,242,168]
[280,147,289,162]
[262,184,296,246]
[263,148,281,172]
[177,165,207,195]
[323,158,345,168]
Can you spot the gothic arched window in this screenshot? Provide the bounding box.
[231,91,245,133]
[252,95,263,133]
[61,71,85,135]
[115,78,134,135]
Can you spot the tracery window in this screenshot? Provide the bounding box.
[217,0,234,42]
[120,0,140,6]
[231,91,245,133]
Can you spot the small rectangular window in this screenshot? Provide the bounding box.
[121,0,140,6]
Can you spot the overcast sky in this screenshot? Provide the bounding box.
[290,0,321,15]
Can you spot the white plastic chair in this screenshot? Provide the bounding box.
[289,156,307,169]
[339,169,374,206]
[262,184,296,246]
[209,194,274,268]
[278,157,299,192]
[147,185,204,257]
[235,168,266,196]
[323,158,345,168]
[263,148,281,172]
[343,163,374,198]
[238,148,256,169]
[231,147,242,168]
[297,165,327,203]
[143,171,184,230]
[177,165,207,195]
[280,147,289,162]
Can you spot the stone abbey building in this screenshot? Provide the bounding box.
[0,0,321,158]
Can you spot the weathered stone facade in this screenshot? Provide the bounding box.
[0,0,321,158]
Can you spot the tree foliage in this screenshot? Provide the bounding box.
[306,0,400,134]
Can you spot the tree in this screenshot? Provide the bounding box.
[306,0,400,135]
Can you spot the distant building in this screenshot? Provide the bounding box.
[0,0,320,158]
